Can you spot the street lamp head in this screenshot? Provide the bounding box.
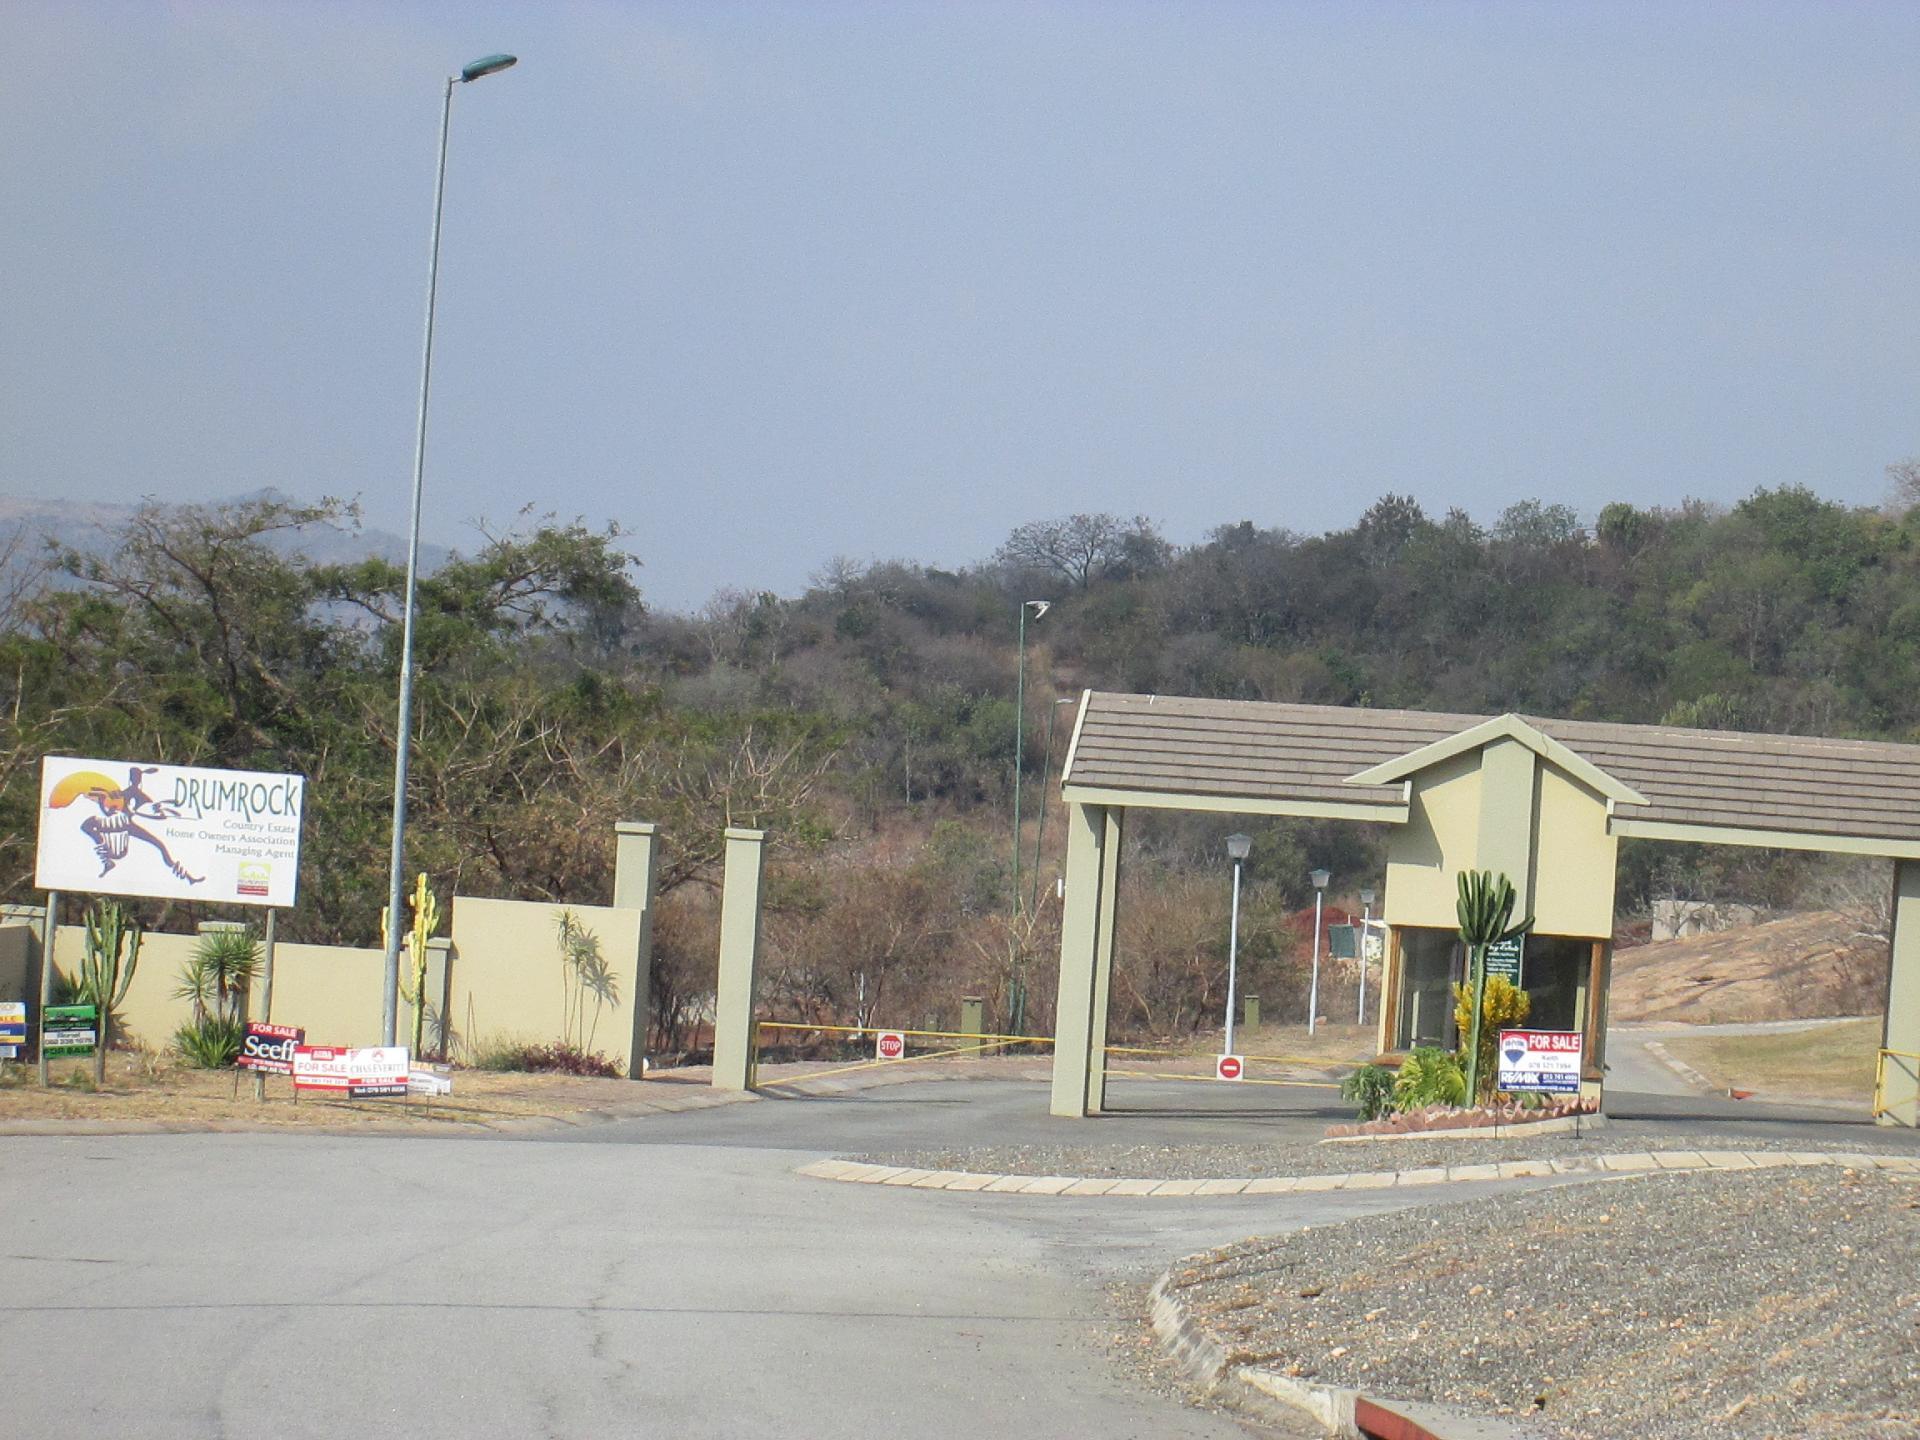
[1226,833,1252,861]
[1360,887,1377,907]
[461,53,518,82]
[1025,599,1051,619]
[1310,867,1330,891]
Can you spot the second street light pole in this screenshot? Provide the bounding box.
[1009,599,1049,916]
[1307,867,1329,1037]
[1224,834,1251,1055]
[382,53,518,1047]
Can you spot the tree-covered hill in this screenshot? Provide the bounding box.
[2,483,1906,1046]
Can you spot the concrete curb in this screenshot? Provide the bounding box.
[1642,1039,1716,1093]
[797,1149,1920,1196]
[1149,1265,1521,1440]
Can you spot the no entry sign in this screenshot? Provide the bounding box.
[1497,1029,1583,1094]
[1216,1054,1244,1082]
[875,1030,906,1061]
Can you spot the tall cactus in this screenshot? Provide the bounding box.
[1455,870,1533,1105]
[384,873,442,1058]
[80,900,143,1086]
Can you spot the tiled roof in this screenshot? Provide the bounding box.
[1062,691,1920,849]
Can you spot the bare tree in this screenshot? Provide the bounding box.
[994,513,1169,589]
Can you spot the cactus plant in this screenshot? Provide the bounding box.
[1454,870,1533,1105]
[79,900,143,1085]
[384,873,442,1058]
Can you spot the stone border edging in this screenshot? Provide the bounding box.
[796,1148,1920,1196]
[1149,1264,1517,1440]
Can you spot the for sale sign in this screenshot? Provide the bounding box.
[875,1030,906,1061]
[236,1022,304,1075]
[0,1000,25,1049]
[293,1045,410,1097]
[44,1003,97,1057]
[1497,1029,1583,1094]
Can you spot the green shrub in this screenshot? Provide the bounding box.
[1393,1046,1466,1110]
[173,1016,244,1069]
[1341,1062,1396,1121]
[473,1036,621,1077]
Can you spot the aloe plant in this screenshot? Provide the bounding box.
[78,901,143,1086]
[1455,870,1533,1105]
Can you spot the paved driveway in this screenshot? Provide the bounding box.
[1,1078,1904,1438]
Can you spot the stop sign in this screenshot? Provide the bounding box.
[876,1031,906,1060]
[1216,1054,1244,1082]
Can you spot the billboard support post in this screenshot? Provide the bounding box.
[254,909,277,1103]
[36,891,58,1087]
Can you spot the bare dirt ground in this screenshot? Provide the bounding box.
[1168,1165,1920,1440]
[1611,911,1884,1023]
[0,1053,735,1131]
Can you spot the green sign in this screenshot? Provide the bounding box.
[1327,924,1359,960]
[44,1003,97,1058]
[1484,938,1523,986]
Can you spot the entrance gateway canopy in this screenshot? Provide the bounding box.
[1046,690,1920,1125]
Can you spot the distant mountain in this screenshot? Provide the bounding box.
[0,489,452,579]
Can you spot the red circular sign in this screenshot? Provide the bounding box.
[1217,1054,1243,1081]
[877,1031,905,1060]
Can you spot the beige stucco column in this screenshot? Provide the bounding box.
[614,821,661,1077]
[1475,737,1539,912]
[1049,801,1110,1118]
[1881,860,1920,1126]
[710,827,766,1092]
[1085,807,1124,1114]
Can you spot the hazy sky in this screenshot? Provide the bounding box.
[6,3,1919,612]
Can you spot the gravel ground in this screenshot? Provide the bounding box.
[1165,1166,1920,1440]
[847,1127,1913,1180]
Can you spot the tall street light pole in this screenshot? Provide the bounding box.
[1307,867,1330,1037]
[382,52,519,1047]
[1028,696,1077,913]
[1358,886,1377,1026]
[1224,833,1251,1055]
[1008,599,1049,915]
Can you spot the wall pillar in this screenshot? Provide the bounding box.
[614,821,661,1078]
[711,827,766,1092]
[1085,807,1124,1114]
[1881,860,1920,1127]
[1049,802,1109,1118]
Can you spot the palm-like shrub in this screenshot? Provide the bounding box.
[173,1015,244,1069]
[174,928,261,1026]
[1393,1045,1467,1110]
[1341,1062,1396,1121]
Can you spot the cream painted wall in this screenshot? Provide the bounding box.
[1382,750,1481,929]
[447,896,644,1076]
[1531,764,1618,939]
[32,893,644,1071]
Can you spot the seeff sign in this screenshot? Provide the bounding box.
[1497,1029,1584,1094]
[236,1023,305,1075]
[35,756,305,907]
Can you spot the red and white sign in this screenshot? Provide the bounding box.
[236,1022,304,1074]
[293,1045,410,1098]
[1497,1029,1584,1094]
[875,1030,906,1061]
[1216,1054,1244,1082]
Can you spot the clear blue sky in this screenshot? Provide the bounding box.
[5,2,1918,612]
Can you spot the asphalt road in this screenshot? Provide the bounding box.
[1,1078,1903,1439]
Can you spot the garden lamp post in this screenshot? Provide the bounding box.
[382,51,518,1048]
[1358,886,1377,1026]
[1307,867,1330,1036]
[1224,833,1251,1054]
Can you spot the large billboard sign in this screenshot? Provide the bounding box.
[35,757,304,907]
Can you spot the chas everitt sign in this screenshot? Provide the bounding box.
[35,756,304,907]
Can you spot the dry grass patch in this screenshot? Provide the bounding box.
[1660,1018,1881,1102]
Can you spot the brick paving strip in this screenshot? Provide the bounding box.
[797,1149,1920,1194]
